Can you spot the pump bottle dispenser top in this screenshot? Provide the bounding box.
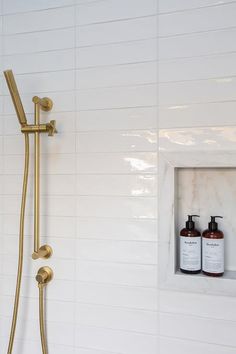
[208,216,223,231]
[180,215,201,274]
[186,215,200,230]
[202,216,224,277]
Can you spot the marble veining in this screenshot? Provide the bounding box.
[177,167,236,271]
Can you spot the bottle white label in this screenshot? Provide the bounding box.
[180,236,201,271]
[202,238,224,274]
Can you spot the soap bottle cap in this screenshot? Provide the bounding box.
[208,216,223,231]
[186,215,199,230]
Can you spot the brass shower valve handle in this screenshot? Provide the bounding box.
[32,245,53,260]
[46,120,57,136]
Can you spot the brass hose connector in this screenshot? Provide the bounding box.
[36,267,53,354]
[36,267,53,285]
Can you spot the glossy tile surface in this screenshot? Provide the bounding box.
[1,0,236,353]
[0,1,158,353]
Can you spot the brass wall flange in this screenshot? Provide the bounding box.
[36,266,53,285]
[32,245,53,260]
[32,96,53,111]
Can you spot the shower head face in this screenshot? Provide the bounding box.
[4,70,27,127]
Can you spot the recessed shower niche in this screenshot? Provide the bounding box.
[159,149,236,296]
[176,167,236,274]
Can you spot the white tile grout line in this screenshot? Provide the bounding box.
[0,0,235,18]
[158,0,236,15]
[156,1,161,352]
[0,0,3,280]
[1,0,6,274]
[74,0,78,349]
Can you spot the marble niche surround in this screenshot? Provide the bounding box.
[159,126,236,296]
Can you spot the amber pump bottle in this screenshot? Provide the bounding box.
[202,216,224,277]
[180,215,201,274]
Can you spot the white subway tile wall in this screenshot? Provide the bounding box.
[159,0,236,129]
[158,1,236,354]
[0,1,235,354]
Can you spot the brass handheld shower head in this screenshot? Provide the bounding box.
[4,69,27,127]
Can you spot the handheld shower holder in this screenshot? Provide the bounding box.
[21,120,57,136]
[21,96,57,136]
